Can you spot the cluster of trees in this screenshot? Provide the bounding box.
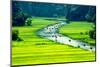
[79,27,96,39]
[12,12,30,26]
[79,30,96,39]
[13,1,96,22]
[12,2,33,41]
[89,26,96,39]
[89,30,96,39]
[12,1,66,18]
[12,1,96,40]
[12,30,23,41]
[12,2,32,26]
[65,5,96,23]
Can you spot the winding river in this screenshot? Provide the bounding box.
[38,20,95,52]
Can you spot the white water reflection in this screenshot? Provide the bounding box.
[38,21,95,52]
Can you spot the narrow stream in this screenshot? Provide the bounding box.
[38,20,95,52]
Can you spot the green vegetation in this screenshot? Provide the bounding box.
[59,21,96,46]
[12,30,19,41]
[89,26,96,39]
[12,1,96,66]
[12,18,95,66]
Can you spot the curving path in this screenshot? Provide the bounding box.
[38,20,95,52]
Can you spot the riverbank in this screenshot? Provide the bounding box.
[12,17,95,66]
[38,20,95,52]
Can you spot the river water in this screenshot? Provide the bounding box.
[38,20,95,52]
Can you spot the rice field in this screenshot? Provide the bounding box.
[59,21,96,46]
[12,18,96,66]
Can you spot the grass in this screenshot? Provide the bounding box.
[12,18,96,66]
[59,21,96,46]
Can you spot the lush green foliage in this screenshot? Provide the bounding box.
[12,1,96,66]
[13,1,96,22]
[12,30,23,41]
[12,30,19,41]
[12,18,95,66]
[12,2,31,26]
[59,21,96,46]
[89,30,96,39]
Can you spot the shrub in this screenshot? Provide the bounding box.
[12,13,30,26]
[80,32,83,35]
[89,30,96,39]
[85,32,88,35]
[12,30,23,41]
[12,30,19,41]
[25,18,32,26]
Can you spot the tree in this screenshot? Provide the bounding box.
[89,30,96,39]
[12,30,19,41]
[12,2,30,26]
[12,30,23,41]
